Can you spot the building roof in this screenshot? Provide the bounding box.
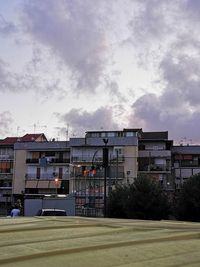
[0,137,19,145]
[141,131,168,140]
[20,133,47,142]
[172,145,200,154]
[0,133,48,146]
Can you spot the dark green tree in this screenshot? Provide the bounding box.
[107,175,170,220]
[107,184,129,218]
[126,175,169,220]
[176,173,200,222]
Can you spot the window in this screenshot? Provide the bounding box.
[45,151,55,157]
[101,132,106,137]
[36,168,40,179]
[125,132,136,137]
[113,147,124,158]
[107,132,115,137]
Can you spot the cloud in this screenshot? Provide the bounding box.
[20,0,111,93]
[0,111,13,137]
[128,44,200,143]
[121,0,200,143]
[0,14,17,35]
[55,106,120,137]
[0,59,19,92]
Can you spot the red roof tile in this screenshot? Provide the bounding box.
[0,133,47,145]
[21,133,47,142]
[0,137,18,145]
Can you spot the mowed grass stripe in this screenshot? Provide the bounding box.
[0,225,170,248]
[0,222,108,233]
[0,232,199,265]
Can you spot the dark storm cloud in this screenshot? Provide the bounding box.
[124,0,200,143]
[20,0,110,93]
[131,92,200,143]
[129,48,200,142]
[160,53,200,106]
[55,107,119,137]
[0,111,13,137]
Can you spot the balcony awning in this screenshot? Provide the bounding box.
[49,180,61,189]
[25,180,38,188]
[37,180,50,188]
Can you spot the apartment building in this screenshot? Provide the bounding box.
[13,140,71,204]
[138,131,173,190]
[0,137,16,215]
[3,128,200,217]
[69,129,138,214]
[172,145,200,190]
[0,133,47,215]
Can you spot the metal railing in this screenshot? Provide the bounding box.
[138,164,171,172]
[26,158,70,164]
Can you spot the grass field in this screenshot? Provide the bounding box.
[0,217,200,266]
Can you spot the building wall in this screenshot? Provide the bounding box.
[124,146,138,183]
[13,150,27,195]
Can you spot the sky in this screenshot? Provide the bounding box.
[0,0,200,144]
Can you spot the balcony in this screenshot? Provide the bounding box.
[139,164,171,173]
[48,158,70,164]
[0,169,13,174]
[26,173,69,180]
[26,158,70,165]
[26,158,39,164]
[72,156,100,163]
[71,155,124,163]
[139,150,171,158]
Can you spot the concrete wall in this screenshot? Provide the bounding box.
[124,146,138,183]
[24,197,75,216]
[13,150,27,195]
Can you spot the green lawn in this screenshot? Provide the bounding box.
[0,217,200,266]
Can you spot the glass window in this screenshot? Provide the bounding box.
[125,132,135,137]
[107,132,115,137]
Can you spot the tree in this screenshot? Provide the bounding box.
[176,173,200,222]
[107,184,129,218]
[107,175,170,220]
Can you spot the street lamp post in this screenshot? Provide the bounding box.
[69,164,81,196]
[54,177,59,196]
[103,138,108,217]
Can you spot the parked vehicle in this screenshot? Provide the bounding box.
[36,209,67,216]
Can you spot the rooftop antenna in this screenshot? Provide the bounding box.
[17,126,20,137]
[30,123,47,133]
[66,124,69,141]
[29,123,37,133]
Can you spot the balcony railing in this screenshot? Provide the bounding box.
[138,164,171,172]
[71,156,124,163]
[26,158,70,164]
[139,150,171,158]
[26,173,69,180]
[0,169,13,174]
[26,158,39,164]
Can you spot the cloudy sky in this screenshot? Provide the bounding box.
[0,0,200,144]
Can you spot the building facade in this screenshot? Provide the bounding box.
[172,145,200,190]
[0,138,16,215]
[0,134,47,215]
[13,141,71,202]
[138,131,173,190]
[1,128,200,216]
[69,129,139,215]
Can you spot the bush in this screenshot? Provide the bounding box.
[107,175,170,220]
[175,174,200,222]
